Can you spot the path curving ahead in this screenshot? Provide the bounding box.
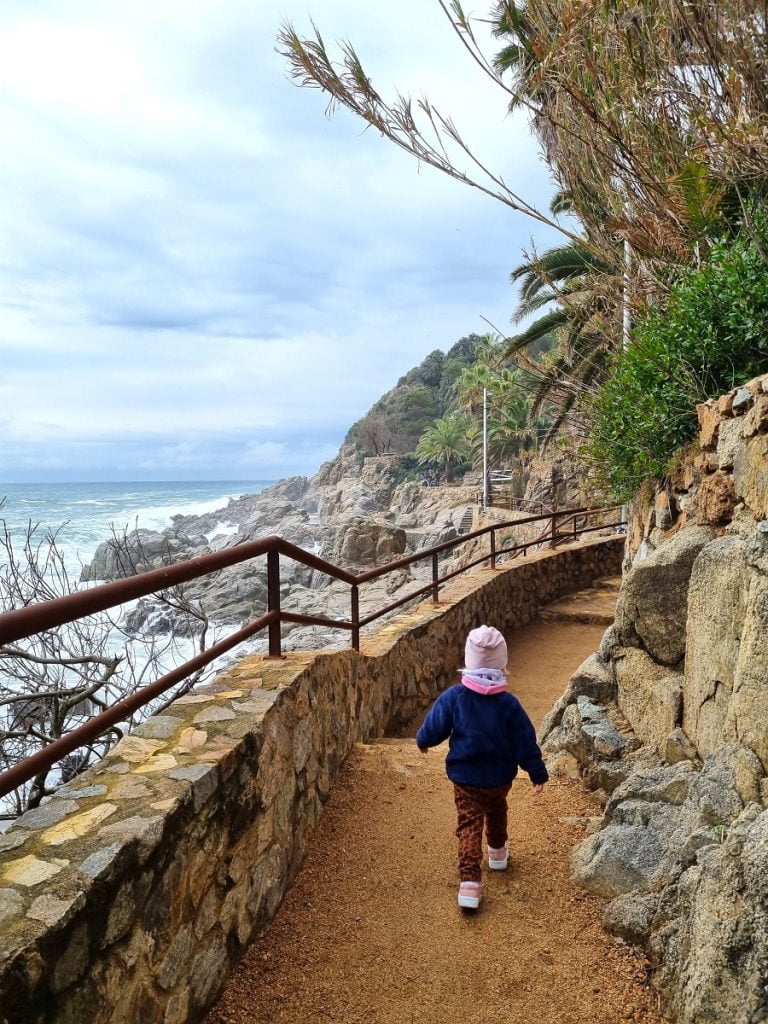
[205,619,664,1024]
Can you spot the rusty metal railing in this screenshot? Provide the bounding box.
[474,492,552,515]
[0,505,624,800]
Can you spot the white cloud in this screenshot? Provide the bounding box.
[0,0,557,482]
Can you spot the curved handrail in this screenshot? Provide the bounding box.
[0,504,624,801]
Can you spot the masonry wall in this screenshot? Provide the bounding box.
[0,537,622,1024]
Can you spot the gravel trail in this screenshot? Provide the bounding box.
[205,620,664,1024]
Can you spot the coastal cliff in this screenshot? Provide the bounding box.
[542,373,768,1024]
[80,334,576,646]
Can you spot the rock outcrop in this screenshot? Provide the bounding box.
[79,445,489,647]
[543,372,768,1024]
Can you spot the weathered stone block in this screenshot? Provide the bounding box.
[189,932,227,1009]
[693,470,737,525]
[615,648,682,751]
[741,393,768,437]
[2,854,69,888]
[684,535,749,759]
[696,401,721,449]
[133,715,184,740]
[51,922,90,993]
[603,891,659,944]
[664,727,700,766]
[0,888,24,926]
[155,924,193,991]
[733,434,768,518]
[615,526,714,666]
[27,893,84,929]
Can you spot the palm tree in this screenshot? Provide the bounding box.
[415,414,470,484]
[502,227,619,437]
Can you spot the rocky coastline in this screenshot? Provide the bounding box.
[80,446,493,650]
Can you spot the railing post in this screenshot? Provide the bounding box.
[351,584,360,651]
[490,527,496,570]
[265,549,283,659]
[431,552,440,603]
[549,511,558,549]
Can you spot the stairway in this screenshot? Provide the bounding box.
[457,506,474,535]
[537,575,621,626]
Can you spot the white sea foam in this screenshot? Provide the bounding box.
[130,494,243,533]
[204,522,239,542]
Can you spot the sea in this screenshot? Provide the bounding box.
[0,480,274,576]
[0,481,276,814]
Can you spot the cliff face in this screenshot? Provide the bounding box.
[541,374,768,1024]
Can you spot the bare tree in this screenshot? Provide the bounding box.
[355,409,395,455]
[0,516,222,818]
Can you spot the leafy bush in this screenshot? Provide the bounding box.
[586,215,768,499]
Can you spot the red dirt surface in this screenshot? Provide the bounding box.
[205,620,665,1024]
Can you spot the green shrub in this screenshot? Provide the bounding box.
[586,214,768,499]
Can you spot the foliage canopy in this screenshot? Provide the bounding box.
[585,214,768,499]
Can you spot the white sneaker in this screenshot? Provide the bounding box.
[457,881,481,909]
[488,846,509,870]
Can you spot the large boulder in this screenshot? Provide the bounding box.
[724,572,768,770]
[614,526,715,666]
[572,747,763,904]
[80,529,196,581]
[539,650,616,745]
[333,519,407,568]
[615,647,683,752]
[650,805,768,1024]
[266,475,310,502]
[683,535,750,758]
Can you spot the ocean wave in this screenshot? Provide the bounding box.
[73,500,109,506]
[128,493,244,533]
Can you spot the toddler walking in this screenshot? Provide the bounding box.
[416,624,548,909]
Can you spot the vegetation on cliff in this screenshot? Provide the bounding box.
[586,212,768,498]
[280,2,768,500]
[344,334,481,458]
[345,332,546,486]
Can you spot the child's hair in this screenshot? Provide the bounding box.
[464,625,507,671]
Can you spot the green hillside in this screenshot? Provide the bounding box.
[345,334,482,457]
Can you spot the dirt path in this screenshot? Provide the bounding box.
[205,620,664,1024]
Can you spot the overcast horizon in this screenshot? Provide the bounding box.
[0,1,558,484]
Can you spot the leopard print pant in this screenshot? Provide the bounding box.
[453,781,512,882]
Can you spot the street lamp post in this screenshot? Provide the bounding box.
[482,387,488,513]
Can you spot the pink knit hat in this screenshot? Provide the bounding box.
[464,625,508,671]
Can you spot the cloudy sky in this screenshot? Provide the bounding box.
[0,0,557,483]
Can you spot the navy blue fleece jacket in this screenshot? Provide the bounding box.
[415,684,548,788]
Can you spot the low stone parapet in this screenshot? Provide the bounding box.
[0,536,622,1024]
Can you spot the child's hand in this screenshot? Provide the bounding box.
[418,746,429,754]
[532,783,545,796]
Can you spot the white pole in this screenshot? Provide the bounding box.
[622,237,632,352]
[482,387,488,512]
[621,237,632,529]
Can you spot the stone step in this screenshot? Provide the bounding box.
[457,507,474,534]
[537,576,620,626]
[589,575,622,593]
[538,606,616,626]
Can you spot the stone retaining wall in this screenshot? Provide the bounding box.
[0,537,622,1024]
